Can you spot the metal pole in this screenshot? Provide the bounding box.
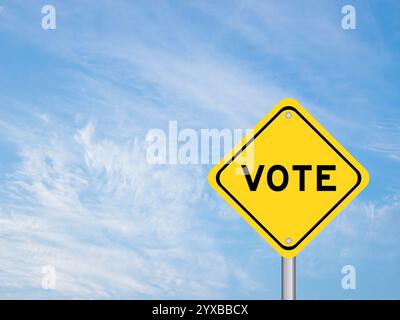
[281,257,296,300]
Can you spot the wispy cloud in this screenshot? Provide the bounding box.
[0,116,258,298]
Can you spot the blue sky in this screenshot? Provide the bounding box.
[0,0,399,299]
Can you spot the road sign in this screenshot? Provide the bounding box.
[208,98,369,258]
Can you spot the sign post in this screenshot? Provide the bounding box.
[282,257,296,300]
[208,98,369,298]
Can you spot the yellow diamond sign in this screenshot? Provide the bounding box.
[208,98,369,257]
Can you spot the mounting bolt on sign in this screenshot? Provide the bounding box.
[208,98,369,300]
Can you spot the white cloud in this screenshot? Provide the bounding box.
[0,117,257,298]
[304,194,400,262]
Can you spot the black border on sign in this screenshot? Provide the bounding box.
[215,106,362,250]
